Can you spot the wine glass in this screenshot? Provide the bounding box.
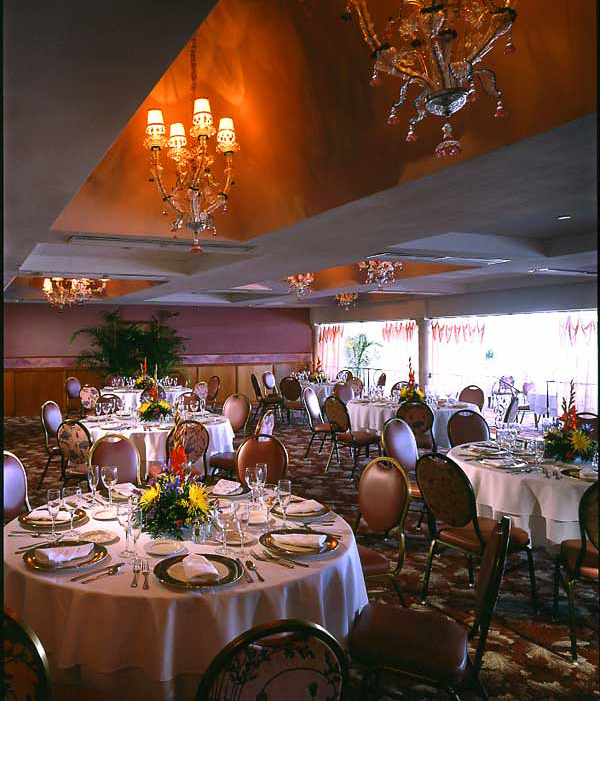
[237,503,250,556]
[245,466,257,504]
[255,463,268,505]
[276,479,291,530]
[101,465,118,506]
[62,485,82,538]
[88,465,100,504]
[47,489,62,541]
[534,438,546,473]
[116,503,133,559]
[95,401,102,418]
[130,508,143,561]
[220,504,236,557]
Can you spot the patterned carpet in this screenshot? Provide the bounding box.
[4,414,599,700]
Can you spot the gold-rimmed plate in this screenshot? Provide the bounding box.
[153,553,242,590]
[259,529,339,558]
[78,529,120,545]
[271,501,330,519]
[207,482,250,498]
[561,468,598,481]
[18,510,89,531]
[22,541,107,572]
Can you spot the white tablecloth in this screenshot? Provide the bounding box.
[300,381,337,405]
[100,387,189,413]
[432,402,482,448]
[448,444,594,550]
[4,510,367,699]
[84,415,234,477]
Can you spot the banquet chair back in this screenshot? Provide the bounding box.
[377,372,387,388]
[447,410,490,447]
[41,400,63,449]
[255,410,275,439]
[280,377,302,402]
[458,385,485,411]
[358,456,410,547]
[503,396,519,424]
[349,377,364,397]
[57,420,92,477]
[4,608,51,700]
[193,382,209,402]
[96,394,122,414]
[169,371,187,386]
[333,382,354,404]
[79,386,100,415]
[578,481,599,554]
[235,435,288,484]
[176,392,201,413]
[104,374,122,387]
[390,381,409,400]
[303,387,324,428]
[3,451,31,520]
[324,396,351,434]
[207,376,220,406]
[222,393,252,434]
[196,619,348,701]
[396,402,435,452]
[415,453,478,533]
[250,373,263,401]
[166,421,209,474]
[523,381,535,397]
[575,413,598,442]
[382,418,418,474]
[262,371,279,394]
[65,376,81,399]
[336,369,353,382]
[141,385,166,401]
[89,434,142,486]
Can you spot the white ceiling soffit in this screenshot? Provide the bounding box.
[367,252,511,266]
[66,234,256,254]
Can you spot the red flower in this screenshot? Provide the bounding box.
[170,442,188,477]
[175,520,183,527]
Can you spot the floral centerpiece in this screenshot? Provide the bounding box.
[544,381,597,463]
[135,359,155,390]
[308,359,328,383]
[138,384,172,422]
[398,358,425,403]
[140,444,211,539]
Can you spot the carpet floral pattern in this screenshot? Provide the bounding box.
[4,416,598,700]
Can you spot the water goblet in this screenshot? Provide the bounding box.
[62,485,82,538]
[237,503,250,556]
[101,465,118,507]
[276,479,291,530]
[129,508,143,561]
[245,466,257,505]
[220,504,236,557]
[255,463,268,505]
[534,438,546,473]
[47,489,62,540]
[95,401,102,417]
[116,503,134,559]
[87,465,100,504]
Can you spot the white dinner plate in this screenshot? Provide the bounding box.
[146,539,187,557]
[22,509,71,526]
[78,529,120,545]
[166,558,228,583]
[92,508,118,521]
[224,529,258,547]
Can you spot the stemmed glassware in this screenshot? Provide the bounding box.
[116,503,134,559]
[101,465,118,506]
[219,505,236,556]
[95,401,102,418]
[276,479,291,530]
[62,485,82,538]
[129,508,143,561]
[534,438,546,474]
[245,466,258,505]
[236,503,250,556]
[255,463,267,506]
[47,489,62,541]
[88,465,100,504]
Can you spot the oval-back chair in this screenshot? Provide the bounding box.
[349,378,364,397]
[96,393,123,414]
[376,372,387,388]
[447,410,490,447]
[255,409,275,439]
[4,608,51,700]
[39,400,63,489]
[382,418,419,474]
[222,393,252,435]
[333,382,354,404]
[166,421,210,479]
[57,419,92,483]
[302,386,331,458]
[575,413,598,443]
[324,396,380,479]
[503,396,519,424]
[206,376,221,408]
[234,435,288,485]
[390,381,409,401]
[89,434,142,486]
[458,385,485,411]
[336,369,353,382]
[65,376,82,417]
[176,391,202,413]
[193,382,209,401]
[104,374,122,387]
[396,401,436,453]
[3,451,31,520]
[79,385,100,416]
[280,377,304,425]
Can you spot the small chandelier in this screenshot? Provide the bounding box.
[335,292,358,309]
[286,273,315,299]
[342,0,517,157]
[144,35,239,253]
[358,260,400,289]
[42,277,108,311]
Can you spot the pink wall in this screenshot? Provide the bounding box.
[4,304,312,364]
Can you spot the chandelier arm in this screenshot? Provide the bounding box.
[472,68,501,100]
[204,154,234,215]
[350,0,382,52]
[153,171,185,217]
[190,136,210,191]
[468,18,513,66]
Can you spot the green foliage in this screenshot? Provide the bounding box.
[70,309,187,377]
[345,333,381,371]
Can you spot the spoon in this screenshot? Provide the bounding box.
[245,559,265,582]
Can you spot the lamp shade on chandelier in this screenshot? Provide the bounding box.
[335,292,359,309]
[286,273,315,299]
[358,260,400,288]
[343,0,517,157]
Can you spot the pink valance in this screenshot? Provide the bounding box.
[382,321,415,343]
[318,325,344,345]
[431,320,485,344]
[559,316,597,346]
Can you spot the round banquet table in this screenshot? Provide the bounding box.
[4,510,368,700]
[300,381,337,405]
[447,444,596,550]
[83,414,234,477]
[100,386,189,413]
[347,399,480,448]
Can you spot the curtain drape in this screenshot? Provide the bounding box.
[430,318,488,397]
[317,325,345,378]
[557,314,597,412]
[382,321,416,343]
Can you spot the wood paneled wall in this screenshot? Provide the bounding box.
[3,359,310,416]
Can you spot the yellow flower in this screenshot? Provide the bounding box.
[140,484,160,507]
[571,430,591,453]
[187,483,209,513]
[159,400,170,409]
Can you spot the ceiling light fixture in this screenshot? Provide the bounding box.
[335,292,359,309]
[286,273,315,299]
[342,0,517,157]
[557,215,572,220]
[358,260,401,289]
[42,277,109,311]
[144,33,239,254]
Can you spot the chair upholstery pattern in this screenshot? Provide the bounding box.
[447,410,490,447]
[333,383,354,404]
[3,452,31,520]
[176,392,201,412]
[222,394,251,434]
[349,378,363,397]
[196,620,348,701]
[89,434,141,486]
[396,402,435,452]
[235,435,288,484]
[96,394,123,414]
[415,454,475,529]
[256,410,275,438]
[141,385,166,401]
[193,382,209,401]
[3,608,51,701]
[166,421,210,467]
[57,420,92,467]
[458,385,485,411]
[79,386,100,411]
[325,396,350,433]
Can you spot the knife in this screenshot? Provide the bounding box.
[71,562,124,582]
[81,564,124,583]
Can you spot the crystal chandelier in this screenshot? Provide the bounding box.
[144,35,239,253]
[335,292,358,309]
[286,273,315,299]
[42,277,108,311]
[358,260,400,288]
[342,0,517,156]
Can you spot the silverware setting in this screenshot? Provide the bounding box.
[289,523,343,539]
[130,560,141,588]
[81,564,123,584]
[245,558,264,582]
[238,559,254,583]
[262,548,310,568]
[71,562,124,582]
[142,560,151,589]
[250,549,295,570]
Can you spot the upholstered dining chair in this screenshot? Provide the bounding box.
[553,482,598,664]
[57,420,92,484]
[302,386,331,459]
[64,376,81,417]
[458,385,485,411]
[262,372,284,417]
[176,391,201,413]
[89,434,142,487]
[376,372,387,388]
[104,374,122,387]
[447,410,490,447]
[336,369,353,382]
[166,421,210,479]
[279,376,304,425]
[4,608,51,700]
[382,417,426,526]
[193,382,209,403]
[349,377,364,397]
[79,385,100,417]
[206,376,221,410]
[96,393,123,414]
[251,373,283,424]
[234,435,288,485]
[415,453,537,610]
[517,381,536,425]
[575,413,598,442]
[38,400,63,489]
[390,381,409,401]
[196,619,349,700]
[332,382,354,405]
[169,371,187,386]
[396,401,436,454]
[3,451,32,522]
[209,395,252,479]
[255,409,276,439]
[354,457,411,603]
[349,517,511,700]
[141,385,166,401]
[324,396,381,479]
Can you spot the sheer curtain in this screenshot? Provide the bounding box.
[557,313,597,413]
[317,325,345,379]
[430,318,488,396]
[380,321,418,382]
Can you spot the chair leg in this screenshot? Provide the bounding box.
[421,539,437,604]
[467,556,475,588]
[471,672,489,701]
[318,433,327,453]
[566,579,578,664]
[525,546,538,613]
[304,433,316,459]
[37,454,54,490]
[552,558,561,620]
[350,446,359,480]
[325,437,337,472]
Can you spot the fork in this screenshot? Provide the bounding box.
[142,560,151,590]
[130,560,141,588]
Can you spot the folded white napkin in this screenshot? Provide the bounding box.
[34,543,94,565]
[285,499,324,514]
[113,483,140,495]
[182,555,220,581]
[481,458,520,468]
[272,533,326,549]
[248,508,269,525]
[212,479,242,495]
[25,509,70,523]
[579,467,598,480]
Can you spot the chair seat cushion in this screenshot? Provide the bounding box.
[349,602,468,686]
[209,452,236,471]
[438,517,529,554]
[263,395,283,404]
[314,422,331,433]
[67,464,88,476]
[284,400,304,410]
[559,540,599,580]
[357,545,390,577]
[338,430,379,446]
[408,480,422,500]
